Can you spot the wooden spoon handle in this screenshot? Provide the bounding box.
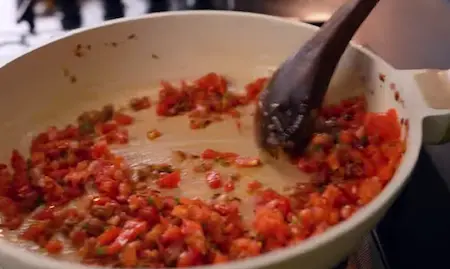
[254,0,380,157]
[293,0,380,106]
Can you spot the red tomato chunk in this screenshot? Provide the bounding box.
[206,171,223,189]
[156,73,267,129]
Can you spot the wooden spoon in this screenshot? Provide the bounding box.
[254,0,380,159]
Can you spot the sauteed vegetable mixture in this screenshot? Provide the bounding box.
[0,73,404,267]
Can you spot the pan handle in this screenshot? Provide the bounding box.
[398,69,450,145]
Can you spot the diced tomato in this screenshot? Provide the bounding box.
[364,109,400,142]
[70,230,87,247]
[311,133,334,147]
[121,243,138,267]
[127,195,148,211]
[32,206,57,220]
[45,239,63,254]
[157,171,181,189]
[97,226,122,246]
[177,248,202,267]
[21,222,48,242]
[97,177,119,198]
[161,225,183,245]
[348,149,376,177]
[181,219,206,253]
[298,158,320,173]
[0,196,20,217]
[201,149,220,159]
[358,177,383,205]
[92,196,113,206]
[130,96,152,111]
[113,113,134,125]
[320,104,344,117]
[91,141,110,159]
[195,73,227,94]
[378,164,395,184]
[220,152,239,160]
[338,130,354,144]
[247,180,262,193]
[381,141,404,163]
[211,251,228,264]
[105,129,129,144]
[326,150,340,171]
[245,77,268,102]
[97,122,118,135]
[311,222,329,236]
[234,157,261,168]
[108,220,148,254]
[137,206,160,227]
[229,238,261,259]
[365,145,387,170]
[48,169,70,180]
[206,171,222,189]
[273,197,292,217]
[340,205,356,220]
[11,149,27,172]
[223,180,235,192]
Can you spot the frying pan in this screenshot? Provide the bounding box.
[0,11,449,269]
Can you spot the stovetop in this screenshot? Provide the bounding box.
[1,1,450,269]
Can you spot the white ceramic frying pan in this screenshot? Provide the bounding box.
[0,11,449,269]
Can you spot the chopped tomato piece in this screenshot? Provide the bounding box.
[364,109,400,142]
[113,112,134,125]
[91,141,110,159]
[121,243,138,267]
[234,156,261,167]
[137,206,160,226]
[161,225,183,244]
[201,149,220,159]
[195,73,227,94]
[177,248,202,267]
[223,180,235,192]
[358,177,383,205]
[32,206,57,220]
[181,219,206,254]
[96,122,118,135]
[298,158,319,173]
[157,171,181,189]
[206,171,222,189]
[97,226,122,246]
[108,220,148,254]
[212,251,229,264]
[45,239,63,254]
[70,230,87,247]
[338,130,354,144]
[229,238,261,259]
[247,180,262,193]
[245,77,268,102]
[21,222,48,242]
[326,150,340,171]
[130,96,151,111]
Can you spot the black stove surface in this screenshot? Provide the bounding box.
[376,147,450,269]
